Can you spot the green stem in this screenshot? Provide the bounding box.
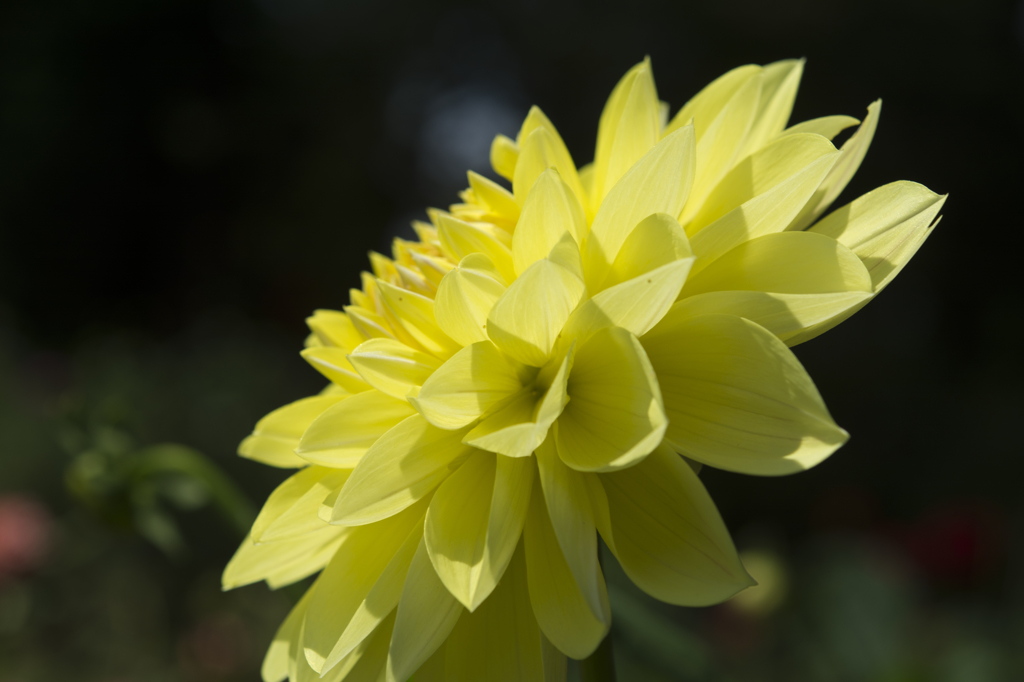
[579,634,616,682]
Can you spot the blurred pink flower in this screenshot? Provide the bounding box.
[0,495,52,582]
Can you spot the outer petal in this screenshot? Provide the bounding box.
[490,133,519,181]
[386,538,464,682]
[513,107,587,212]
[591,57,661,208]
[348,338,441,400]
[780,114,859,141]
[296,390,415,467]
[412,341,524,429]
[665,64,761,141]
[686,142,841,272]
[535,438,604,619]
[555,327,667,472]
[302,500,427,673]
[321,524,423,673]
[512,168,587,275]
[425,452,534,610]
[788,180,945,345]
[330,414,475,525]
[222,528,347,590]
[468,170,520,226]
[607,212,693,287]
[666,290,871,344]
[686,132,839,236]
[737,58,804,158]
[261,587,311,682]
[376,281,461,359]
[306,309,365,352]
[238,394,346,468]
[434,253,507,347]
[523,490,610,659]
[600,444,754,605]
[809,180,946,292]
[678,72,762,225]
[442,542,556,681]
[683,231,873,298]
[641,313,848,475]
[789,100,882,230]
[583,125,696,290]
[436,212,515,284]
[301,346,372,393]
[251,466,349,542]
[311,612,395,682]
[565,260,692,349]
[345,305,399,344]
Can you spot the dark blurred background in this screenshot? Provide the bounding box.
[1,0,1022,680]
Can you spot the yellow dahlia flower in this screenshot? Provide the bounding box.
[224,58,945,682]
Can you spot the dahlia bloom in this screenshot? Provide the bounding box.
[224,58,944,682]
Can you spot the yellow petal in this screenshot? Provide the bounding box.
[512,168,587,276]
[780,114,859,141]
[666,290,871,344]
[641,313,848,475]
[592,58,661,208]
[678,71,762,225]
[376,280,460,359]
[320,526,422,673]
[463,347,573,458]
[487,246,587,367]
[409,250,455,289]
[346,305,399,343]
[685,145,841,274]
[567,259,693,348]
[262,587,312,682]
[490,134,519,181]
[583,125,695,289]
[348,338,442,400]
[683,231,873,298]
[442,541,551,681]
[314,611,395,682]
[555,327,666,472]
[601,443,754,605]
[435,212,516,284]
[412,341,524,429]
[303,500,427,673]
[789,100,882,230]
[296,390,415,467]
[607,212,694,287]
[396,263,436,297]
[665,64,761,141]
[330,415,475,525]
[301,346,372,393]
[238,394,346,468]
[386,537,464,682]
[787,181,945,345]
[513,107,586,212]
[222,528,346,590]
[425,452,534,610]
[687,132,839,236]
[809,180,946,291]
[522,489,610,659]
[251,466,348,543]
[306,309,366,352]
[434,253,508,347]
[738,58,804,158]
[468,170,520,225]
[535,438,604,619]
